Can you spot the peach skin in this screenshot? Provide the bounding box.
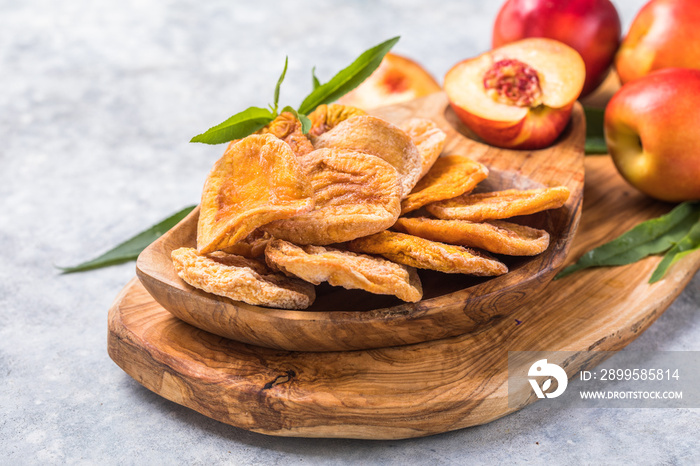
[616,0,700,84]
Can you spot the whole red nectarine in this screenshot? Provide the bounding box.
[605,68,700,202]
[615,0,700,84]
[493,0,621,97]
[444,38,585,150]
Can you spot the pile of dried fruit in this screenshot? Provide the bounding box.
[171,106,569,309]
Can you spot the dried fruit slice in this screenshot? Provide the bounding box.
[394,217,550,256]
[401,155,489,215]
[263,148,401,245]
[348,231,508,276]
[197,133,314,254]
[264,239,423,303]
[307,104,367,139]
[313,115,422,197]
[225,112,314,157]
[221,230,272,258]
[399,118,447,178]
[171,247,315,309]
[267,114,315,157]
[426,186,570,222]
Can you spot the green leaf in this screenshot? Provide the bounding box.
[584,106,607,155]
[190,106,274,145]
[555,201,700,279]
[298,36,400,115]
[58,205,196,273]
[649,220,700,283]
[311,66,321,90]
[273,56,289,115]
[280,106,312,134]
[298,113,311,134]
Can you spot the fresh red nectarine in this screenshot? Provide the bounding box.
[493,0,621,97]
[615,0,700,84]
[605,68,700,202]
[444,38,585,150]
[338,53,441,109]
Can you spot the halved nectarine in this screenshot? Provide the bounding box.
[339,53,441,109]
[493,0,621,97]
[444,38,585,150]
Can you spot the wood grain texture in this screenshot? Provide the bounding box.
[136,92,585,351]
[109,156,700,439]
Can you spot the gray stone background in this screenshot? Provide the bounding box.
[2,0,698,464]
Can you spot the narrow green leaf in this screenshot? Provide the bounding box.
[555,201,700,279]
[311,66,321,90]
[190,107,274,145]
[298,36,400,115]
[281,106,312,134]
[280,105,297,115]
[298,113,311,134]
[58,205,196,273]
[584,106,607,155]
[649,220,700,283]
[273,56,289,115]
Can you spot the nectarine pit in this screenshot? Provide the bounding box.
[483,59,543,107]
[382,69,410,93]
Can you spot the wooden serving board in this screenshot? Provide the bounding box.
[108,156,700,439]
[136,92,585,352]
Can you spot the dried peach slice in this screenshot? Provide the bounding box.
[393,217,550,256]
[221,230,272,258]
[225,112,314,157]
[399,118,447,178]
[426,186,570,222]
[263,148,401,245]
[197,133,314,254]
[262,112,315,157]
[264,239,423,303]
[401,155,489,215]
[348,231,508,276]
[171,247,315,309]
[312,115,422,197]
[307,104,367,138]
